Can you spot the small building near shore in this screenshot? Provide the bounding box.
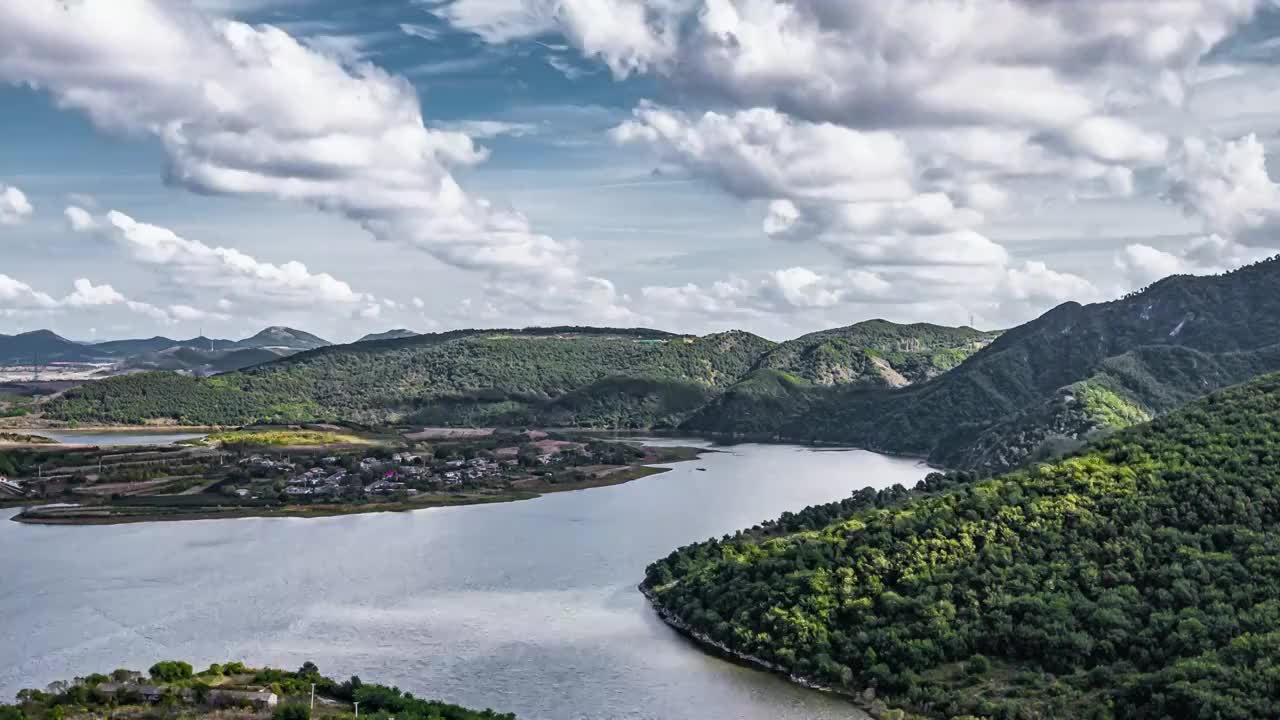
[208,689,279,710]
[93,683,170,703]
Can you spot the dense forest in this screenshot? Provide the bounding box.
[644,371,1280,719]
[42,322,990,430]
[43,328,774,427]
[686,255,1280,471]
[752,320,997,387]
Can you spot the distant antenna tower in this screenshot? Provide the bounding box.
[969,312,975,329]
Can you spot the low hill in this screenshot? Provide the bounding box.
[357,329,418,343]
[90,335,184,356]
[43,328,776,426]
[235,326,330,351]
[118,346,287,376]
[0,330,101,364]
[683,320,997,437]
[755,320,996,387]
[93,335,239,355]
[644,371,1280,719]
[685,255,1280,472]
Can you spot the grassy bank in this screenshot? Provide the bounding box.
[193,429,374,447]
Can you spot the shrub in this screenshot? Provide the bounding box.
[273,704,310,720]
[148,661,193,682]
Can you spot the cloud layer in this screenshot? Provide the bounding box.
[4,0,1280,339]
[0,272,211,324]
[0,0,570,277]
[67,207,381,319]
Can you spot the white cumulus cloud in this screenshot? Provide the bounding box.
[0,184,34,225]
[1167,134,1280,247]
[0,273,218,324]
[0,0,574,280]
[69,208,377,315]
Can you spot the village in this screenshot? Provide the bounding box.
[2,427,702,524]
[237,433,591,503]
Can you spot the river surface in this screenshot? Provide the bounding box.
[1,440,927,719]
[35,430,206,446]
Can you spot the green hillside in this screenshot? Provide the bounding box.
[40,321,998,430]
[756,320,996,387]
[685,256,1280,470]
[644,372,1280,719]
[674,321,996,440]
[43,328,775,427]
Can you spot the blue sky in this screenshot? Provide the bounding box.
[2,0,1279,342]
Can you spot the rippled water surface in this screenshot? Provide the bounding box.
[1,440,927,719]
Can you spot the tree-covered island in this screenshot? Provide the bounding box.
[2,660,513,720]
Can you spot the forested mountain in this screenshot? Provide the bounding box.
[755,320,996,387]
[34,255,1280,472]
[680,321,997,439]
[686,256,1280,472]
[43,328,776,426]
[644,372,1280,719]
[38,320,997,428]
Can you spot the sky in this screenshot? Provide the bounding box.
[2,0,1280,344]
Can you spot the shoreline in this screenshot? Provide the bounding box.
[640,585,911,720]
[0,422,226,432]
[673,428,940,467]
[3,421,937,461]
[10,461,683,527]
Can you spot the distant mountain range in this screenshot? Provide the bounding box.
[0,326,336,375]
[40,320,994,429]
[27,255,1280,476]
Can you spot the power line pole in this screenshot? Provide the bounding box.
[310,683,316,718]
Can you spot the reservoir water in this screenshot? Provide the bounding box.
[34,430,206,446]
[1,440,927,719]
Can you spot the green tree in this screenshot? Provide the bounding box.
[148,661,193,682]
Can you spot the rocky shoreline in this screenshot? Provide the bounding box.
[639,585,912,720]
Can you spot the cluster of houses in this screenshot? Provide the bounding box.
[279,455,436,499]
[0,475,24,496]
[283,466,348,498]
[439,455,514,485]
[94,682,278,710]
[241,455,295,474]
[229,439,595,503]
